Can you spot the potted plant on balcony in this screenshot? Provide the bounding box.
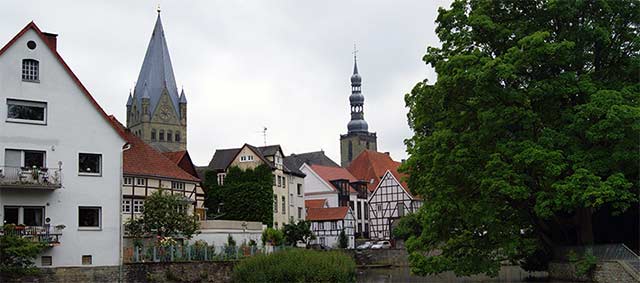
[54,224,65,233]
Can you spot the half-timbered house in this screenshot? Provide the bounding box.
[307,206,355,248]
[110,117,206,222]
[368,171,422,240]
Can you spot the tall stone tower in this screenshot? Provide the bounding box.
[126,10,187,152]
[340,53,377,167]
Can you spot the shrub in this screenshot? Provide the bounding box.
[567,250,597,278]
[233,249,356,282]
[0,224,46,277]
[338,229,348,249]
[261,228,284,246]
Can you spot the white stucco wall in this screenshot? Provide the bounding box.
[288,174,305,221]
[300,164,339,207]
[0,28,124,267]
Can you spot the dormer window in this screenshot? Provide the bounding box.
[22,59,39,82]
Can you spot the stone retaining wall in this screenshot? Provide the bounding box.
[346,248,410,266]
[549,261,639,283]
[2,261,236,283]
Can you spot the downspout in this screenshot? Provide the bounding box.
[119,143,131,282]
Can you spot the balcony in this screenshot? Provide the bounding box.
[0,225,62,247]
[0,166,62,189]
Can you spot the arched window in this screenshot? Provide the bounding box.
[159,130,165,141]
[175,131,181,142]
[151,129,157,140]
[167,130,173,142]
[348,140,353,161]
[22,59,39,82]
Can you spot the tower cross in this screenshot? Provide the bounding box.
[353,44,359,60]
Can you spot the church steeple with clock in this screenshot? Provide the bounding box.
[126,9,187,152]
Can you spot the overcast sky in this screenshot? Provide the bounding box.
[1,1,451,166]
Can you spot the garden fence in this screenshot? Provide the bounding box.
[123,244,288,263]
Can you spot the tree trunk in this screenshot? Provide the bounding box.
[575,207,594,245]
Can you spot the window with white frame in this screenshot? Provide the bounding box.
[239,155,254,162]
[136,178,146,186]
[22,59,39,81]
[123,177,133,185]
[171,181,185,190]
[297,184,302,196]
[331,221,337,230]
[3,206,44,226]
[7,99,46,124]
[318,222,324,230]
[298,207,302,219]
[78,207,101,228]
[217,173,226,186]
[281,196,286,214]
[282,176,286,188]
[122,199,131,213]
[273,195,278,213]
[133,200,144,213]
[78,153,101,175]
[4,149,46,168]
[289,193,293,206]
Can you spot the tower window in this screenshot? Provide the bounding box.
[22,59,39,82]
[159,130,165,141]
[348,141,353,161]
[175,131,181,142]
[167,131,173,142]
[151,129,157,140]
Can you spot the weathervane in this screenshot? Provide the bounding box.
[157,4,161,14]
[353,43,359,61]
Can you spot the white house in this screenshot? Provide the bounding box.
[300,163,369,238]
[307,206,355,249]
[368,170,422,240]
[0,22,126,267]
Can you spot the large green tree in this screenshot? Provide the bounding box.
[204,164,274,226]
[125,190,200,240]
[403,0,639,277]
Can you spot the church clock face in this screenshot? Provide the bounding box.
[159,105,171,121]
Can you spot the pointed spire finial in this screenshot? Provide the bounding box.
[157,4,161,14]
[352,43,359,75]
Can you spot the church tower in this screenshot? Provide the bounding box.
[126,9,187,152]
[340,52,377,167]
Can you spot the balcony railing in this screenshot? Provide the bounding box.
[0,225,62,247]
[0,165,62,189]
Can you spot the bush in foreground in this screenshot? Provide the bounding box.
[233,248,356,282]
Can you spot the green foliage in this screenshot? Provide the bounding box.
[232,249,356,283]
[392,213,422,241]
[125,190,200,239]
[204,165,274,225]
[283,220,315,246]
[567,250,597,278]
[404,0,639,277]
[227,234,236,247]
[338,229,349,249]
[261,228,284,246]
[0,225,46,277]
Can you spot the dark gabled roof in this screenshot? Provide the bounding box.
[285,151,340,172]
[208,148,241,171]
[257,145,281,157]
[283,155,305,177]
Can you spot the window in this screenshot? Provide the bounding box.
[7,99,46,124]
[364,203,368,220]
[320,237,326,245]
[273,195,278,213]
[398,202,405,217]
[277,176,281,187]
[274,222,278,230]
[175,132,181,142]
[331,221,337,230]
[167,131,173,142]
[136,178,146,186]
[122,199,131,213]
[171,181,185,190]
[22,59,39,81]
[281,196,286,214]
[239,155,254,162]
[3,206,44,226]
[124,177,133,185]
[151,129,157,140]
[133,200,144,213]
[357,202,362,219]
[159,130,165,141]
[217,173,226,186]
[297,184,302,196]
[318,222,324,230]
[377,204,383,212]
[289,193,293,206]
[297,207,302,219]
[4,149,46,168]
[78,153,101,175]
[41,256,52,266]
[82,255,92,265]
[78,207,101,228]
[282,176,286,188]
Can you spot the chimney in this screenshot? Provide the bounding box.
[42,32,58,51]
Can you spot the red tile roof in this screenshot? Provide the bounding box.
[347,150,407,192]
[109,116,199,182]
[310,164,358,193]
[305,199,327,209]
[306,207,350,221]
[162,151,187,164]
[0,22,126,142]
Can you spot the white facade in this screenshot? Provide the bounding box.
[190,220,265,247]
[287,174,305,222]
[300,164,338,207]
[0,25,125,267]
[368,171,422,240]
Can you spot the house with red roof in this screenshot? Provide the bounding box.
[109,117,206,222]
[347,150,422,240]
[306,206,355,249]
[300,164,370,238]
[0,22,127,267]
